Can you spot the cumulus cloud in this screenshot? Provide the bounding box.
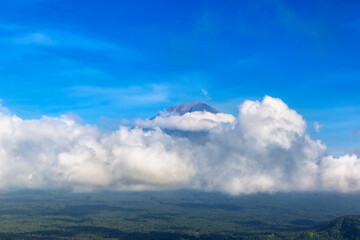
[190,96,325,194]
[136,111,236,132]
[239,97,306,149]
[0,96,359,194]
[0,113,194,190]
[320,154,360,192]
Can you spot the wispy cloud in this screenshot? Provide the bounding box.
[314,121,323,133]
[72,84,171,106]
[0,23,146,100]
[13,32,54,45]
[201,88,211,100]
[0,24,144,61]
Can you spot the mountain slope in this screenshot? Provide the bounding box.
[314,215,360,240]
[166,102,221,115]
[150,102,221,120]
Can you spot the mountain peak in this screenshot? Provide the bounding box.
[150,102,221,120]
[166,102,221,116]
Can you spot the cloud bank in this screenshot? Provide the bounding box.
[0,96,359,194]
[136,111,236,131]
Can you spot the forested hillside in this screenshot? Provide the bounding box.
[0,191,359,239]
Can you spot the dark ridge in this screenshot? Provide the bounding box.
[315,215,360,239]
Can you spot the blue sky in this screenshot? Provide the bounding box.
[0,0,359,155]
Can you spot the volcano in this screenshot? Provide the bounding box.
[166,102,221,115]
[151,102,221,120]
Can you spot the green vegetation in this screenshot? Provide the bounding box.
[0,190,359,239]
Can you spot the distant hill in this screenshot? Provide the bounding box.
[313,215,360,240]
[275,215,360,240]
[249,215,360,240]
[150,102,221,120]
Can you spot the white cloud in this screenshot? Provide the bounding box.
[189,97,325,194]
[0,111,194,190]
[201,88,208,96]
[320,154,360,192]
[11,30,121,53]
[201,88,211,100]
[239,96,306,149]
[0,97,359,194]
[136,111,236,131]
[0,24,143,61]
[314,121,322,132]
